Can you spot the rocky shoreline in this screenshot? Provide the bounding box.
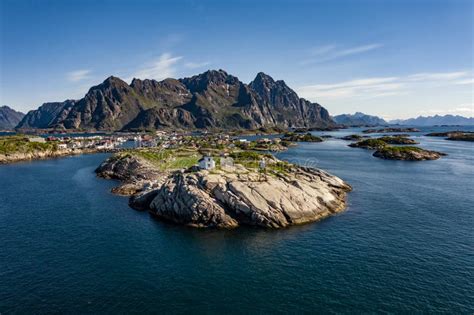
[373,146,446,161]
[0,147,121,164]
[96,152,352,229]
[348,137,445,161]
[0,149,111,164]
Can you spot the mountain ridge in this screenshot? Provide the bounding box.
[389,114,474,126]
[333,112,387,126]
[17,70,335,131]
[0,106,25,130]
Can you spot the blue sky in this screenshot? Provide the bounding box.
[0,0,472,119]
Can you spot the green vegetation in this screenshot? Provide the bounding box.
[349,138,387,149]
[378,136,418,144]
[282,132,323,142]
[125,148,200,171]
[0,135,57,155]
[377,146,422,153]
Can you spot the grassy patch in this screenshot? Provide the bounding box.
[0,135,58,155]
[378,146,423,153]
[127,148,200,171]
[350,138,387,149]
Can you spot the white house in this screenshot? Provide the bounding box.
[28,137,46,143]
[220,156,234,168]
[198,156,215,170]
[57,143,68,150]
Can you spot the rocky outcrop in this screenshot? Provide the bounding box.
[17,70,336,131]
[377,136,418,145]
[148,166,350,228]
[447,133,474,142]
[95,154,165,195]
[373,147,446,161]
[0,106,25,130]
[96,153,352,229]
[426,131,474,142]
[348,139,387,149]
[339,134,365,141]
[281,132,323,142]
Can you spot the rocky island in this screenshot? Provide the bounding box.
[339,134,366,141]
[348,137,445,161]
[96,146,351,229]
[281,132,323,142]
[426,131,474,142]
[373,146,446,160]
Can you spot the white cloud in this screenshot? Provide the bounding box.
[184,61,211,69]
[130,53,183,81]
[297,77,403,99]
[67,69,91,82]
[297,71,471,101]
[454,78,474,85]
[303,43,382,64]
[407,71,468,81]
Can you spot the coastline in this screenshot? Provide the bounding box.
[0,147,123,164]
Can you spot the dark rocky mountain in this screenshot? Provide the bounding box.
[0,106,25,130]
[389,115,474,126]
[17,70,335,131]
[333,112,387,126]
[17,101,75,129]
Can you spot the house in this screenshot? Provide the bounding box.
[28,137,46,143]
[57,143,68,150]
[198,156,215,170]
[220,156,234,168]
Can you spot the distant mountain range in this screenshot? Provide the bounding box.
[0,106,25,130]
[332,112,387,127]
[16,70,334,131]
[389,115,474,126]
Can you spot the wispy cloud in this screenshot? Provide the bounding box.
[454,78,474,85]
[303,43,382,64]
[67,69,91,82]
[297,77,403,99]
[130,53,183,81]
[407,71,468,81]
[184,61,211,69]
[297,71,471,101]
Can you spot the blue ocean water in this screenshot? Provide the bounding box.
[1,127,473,313]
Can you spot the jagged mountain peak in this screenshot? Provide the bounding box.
[90,76,129,91]
[250,72,275,87]
[18,70,335,131]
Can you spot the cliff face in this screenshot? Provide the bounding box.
[148,167,351,228]
[0,106,25,130]
[19,70,336,131]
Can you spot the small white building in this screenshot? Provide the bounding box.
[57,143,68,150]
[28,137,46,143]
[220,156,234,168]
[198,156,215,170]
